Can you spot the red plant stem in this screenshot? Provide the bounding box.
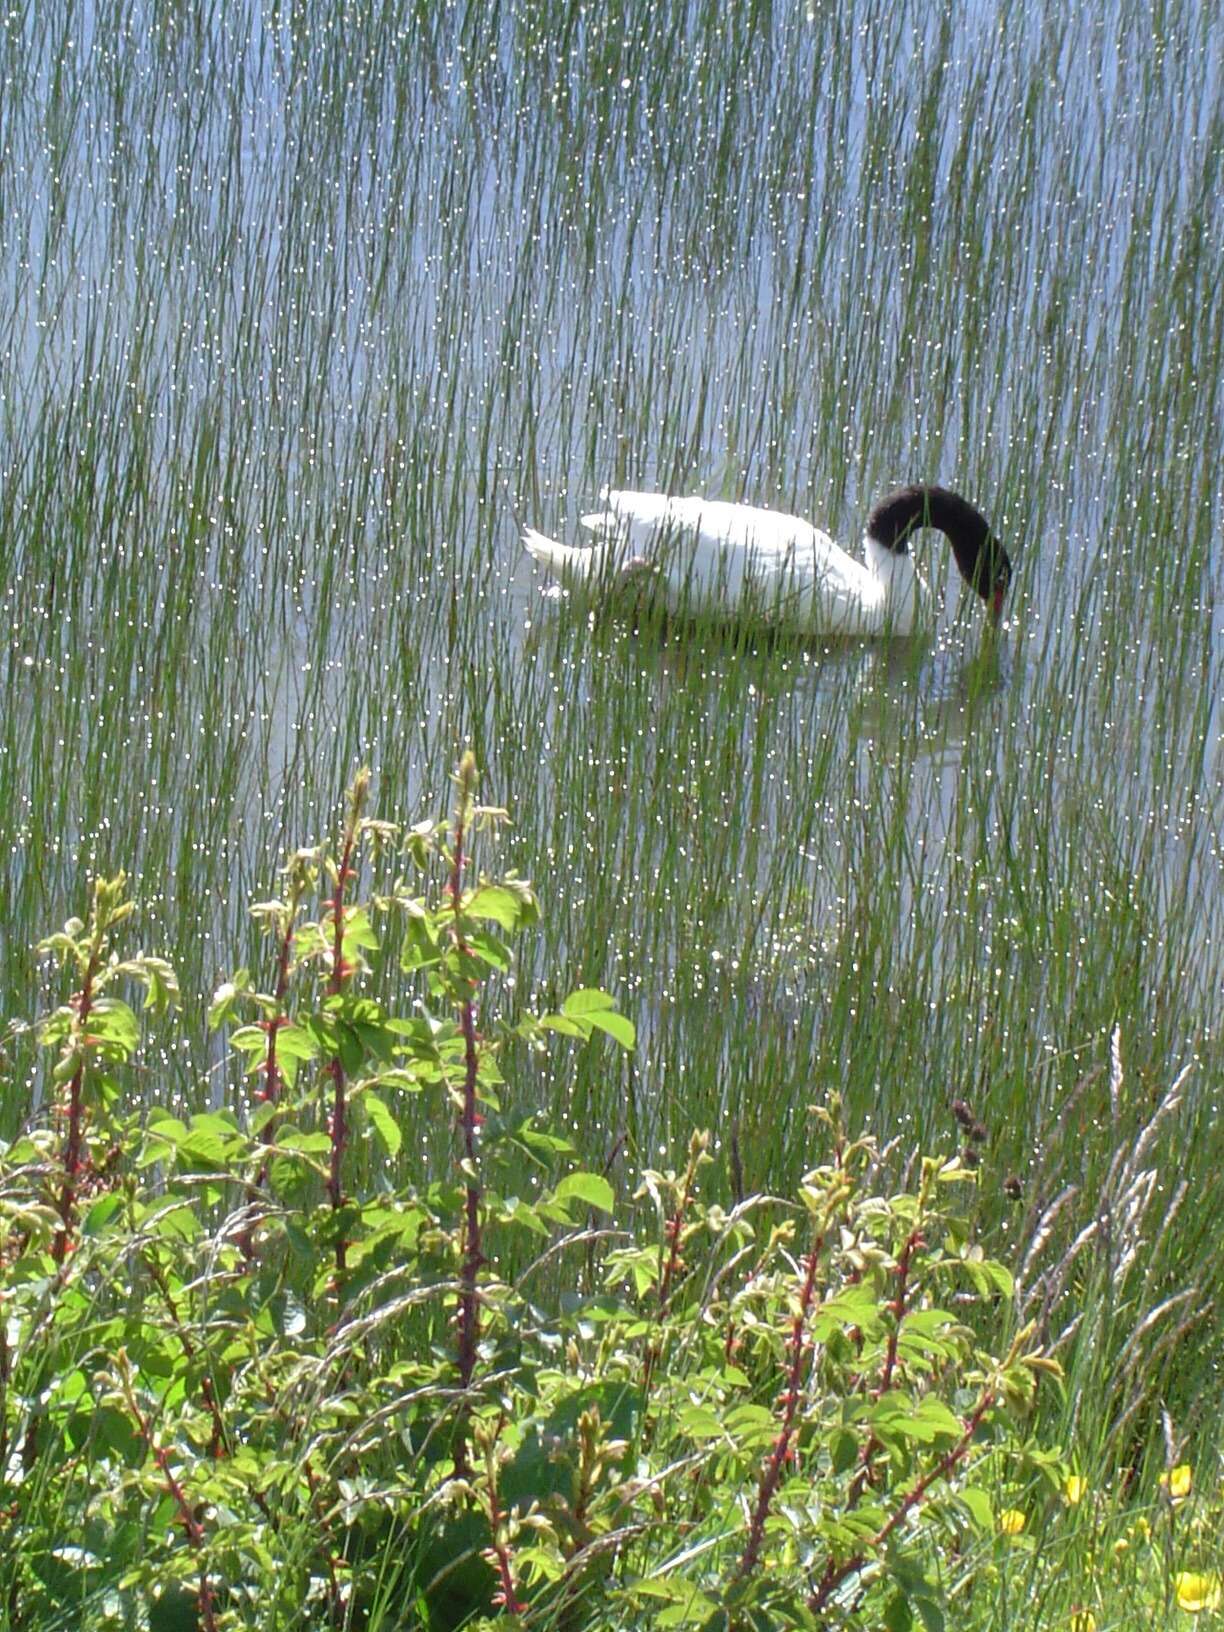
[259,1016,285,1106]
[259,907,299,1108]
[486,1470,527,1615]
[736,1225,827,1579]
[641,1165,697,1401]
[847,1227,923,1507]
[0,1313,9,1472]
[723,1315,740,1368]
[237,887,307,1265]
[52,946,101,1266]
[120,1370,219,1632]
[875,1229,922,1399]
[450,796,482,1395]
[658,1186,690,1316]
[326,829,357,1276]
[143,1252,228,1458]
[457,997,481,1381]
[445,773,485,1485]
[809,1393,995,1614]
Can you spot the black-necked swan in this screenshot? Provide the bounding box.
[522,484,1012,637]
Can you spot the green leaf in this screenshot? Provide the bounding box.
[400,914,442,972]
[208,972,249,1029]
[585,1009,636,1049]
[276,1129,332,1155]
[904,1398,964,1442]
[914,1596,946,1632]
[370,1066,426,1095]
[539,1014,588,1038]
[561,988,618,1017]
[813,1283,881,1335]
[463,882,537,930]
[628,1580,688,1601]
[552,1172,615,1214]
[979,1258,1015,1297]
[603,1245,660,1298]
[229,1025,269,1062]
[190,1111,241,1138]
[677,1403,725,1440]
[88,998,140,1059]
[626,1579,718,1623]
[722,1403,776,1442]
[463,929,512,970]
[145,1112,190,1145]
[541,989,635,1049]
[342,907,381,952]
[870,1393,963,1446]
[173,1111,247,1172]
[147,1205,200,1241]
[884,1593,914,1632]
[515,1122,575,1157]
[276,1024,319,1062]
[830,1425,859,1473]
[657,1596,718,1626]
[176,1132,234,1170]
[83,1194,124,1235]
[363,1091,402,1158]
[496,1194,549,1236]
[136,956,180,1014]
[89,1404,142,1464]
[959,1486,994,1533]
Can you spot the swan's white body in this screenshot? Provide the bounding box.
[523,490,928,637]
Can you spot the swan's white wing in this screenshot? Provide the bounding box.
[586,491,882,632]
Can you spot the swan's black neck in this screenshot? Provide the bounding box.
[866,484,1011,606]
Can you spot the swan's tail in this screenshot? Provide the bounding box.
[522,527,596,583]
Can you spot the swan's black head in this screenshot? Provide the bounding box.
[867,485,1012,621]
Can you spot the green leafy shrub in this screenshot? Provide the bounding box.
[1,761,1064,1631]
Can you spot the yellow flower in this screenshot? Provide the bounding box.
[1069,1612,1096,1632]
[1064,1475,1088,1506]
[1161,1465,1193,1501]
[1174,1572,1222,1613]
[998,1508,1027,1535]
[1134,1516,1152,1542]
